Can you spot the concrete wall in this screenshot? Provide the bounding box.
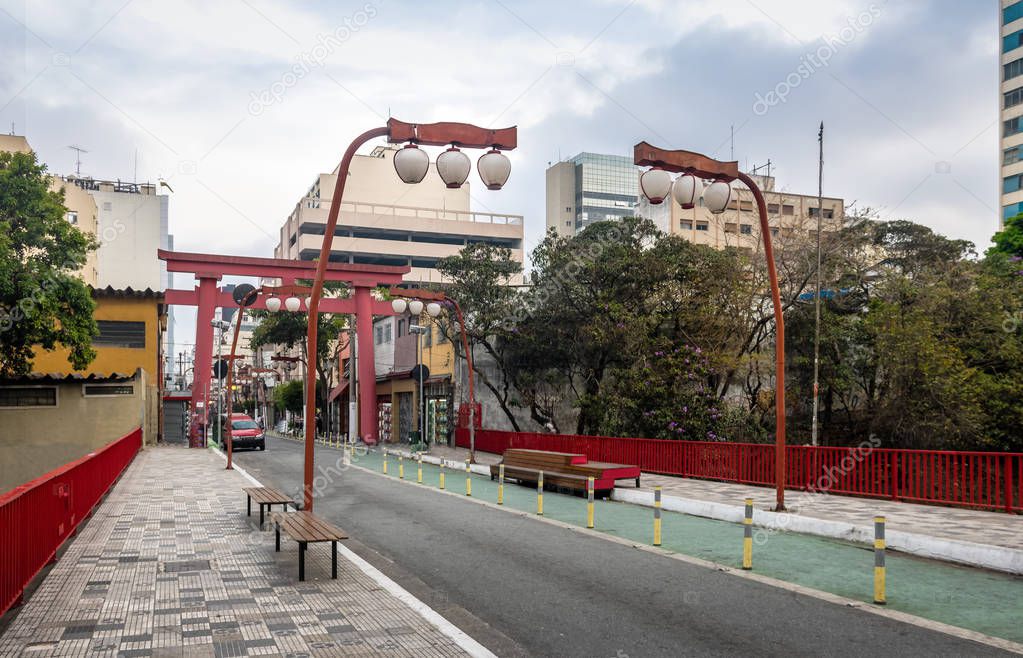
[0,372,146,494]
[545,161,576,236]
[91,186,164,291]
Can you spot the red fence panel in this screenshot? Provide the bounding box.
[454,427,1022,513]
[0,428,142,617]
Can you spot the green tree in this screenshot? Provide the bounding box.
[988,212,1023,260]
[0,150,97,376]
[272,379,304,415]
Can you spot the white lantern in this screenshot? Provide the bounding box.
[391,298,408,314]
[408,299,424,316]
[265,297,282,312]
[704,181,733,214]
[436,146,470,189]
[393,144,430,184]
[426,302,442,317]
[640,168,672,204]
[672,174,702,210]
[477,149,511,190]
[305,297,312,310]
[284,296,301,312]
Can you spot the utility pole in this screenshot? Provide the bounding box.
[811,122,824,447]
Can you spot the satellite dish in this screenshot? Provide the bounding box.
[232,283,257,307]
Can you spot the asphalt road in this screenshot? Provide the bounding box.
[235,438,1008,657]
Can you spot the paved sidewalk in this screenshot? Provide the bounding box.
[421,443,1020,551]
[0,446,472,657]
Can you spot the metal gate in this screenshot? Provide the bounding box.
[162,399,189,444]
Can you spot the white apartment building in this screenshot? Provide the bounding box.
[274,146,524,284]
[1002,0,1023,225]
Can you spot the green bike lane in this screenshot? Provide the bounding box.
[335,445,1022,644]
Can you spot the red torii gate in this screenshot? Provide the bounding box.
[159,249,409,446]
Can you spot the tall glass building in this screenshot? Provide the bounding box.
[1001,0,1023,225]
[546,152,640,234]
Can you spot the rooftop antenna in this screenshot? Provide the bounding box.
[68,144,88,176]
[9,122,14,135]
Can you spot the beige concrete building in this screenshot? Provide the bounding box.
[1002,0,1023,225]
[638,173,844,251]
[274,146,524,284]
[546,153,843,249]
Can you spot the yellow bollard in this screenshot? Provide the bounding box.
[742,498,753,570]
[399,455,404,480]
[498,464,505,505]
[439,463,445,490]
[537,471,544,515]
[586,476,594,528]
[653,486,662,546]
[465,460,472,496]
[874,516,887,604]
[417,455,423,484]
[383,449,388,475]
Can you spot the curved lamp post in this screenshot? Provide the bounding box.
[634,142,787,511]
[223,283,260,471]
[302,119,516,512]
[389,288,477,462]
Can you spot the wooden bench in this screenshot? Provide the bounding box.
[244,486,297,528]
[490,448,642,495]
[271,511,348,581]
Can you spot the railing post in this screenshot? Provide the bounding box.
[1006,454,1015,513]
[889,452,899,501]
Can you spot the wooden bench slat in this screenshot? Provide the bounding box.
[271,511,347,542]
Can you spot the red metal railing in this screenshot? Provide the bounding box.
[454,427,1022,513]
[0,428,142,617]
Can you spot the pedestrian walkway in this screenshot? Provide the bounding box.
[423,443,1020,551]
[0,446,474,657]
[350,443,1022,645]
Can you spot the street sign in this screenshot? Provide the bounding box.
[410,364,430,384]
[213,358,229,379]
[232,283,257,306]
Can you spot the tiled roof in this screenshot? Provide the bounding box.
[88,285,164,299]
[1,371,137,383]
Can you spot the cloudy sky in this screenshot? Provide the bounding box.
[0,0,1000,346]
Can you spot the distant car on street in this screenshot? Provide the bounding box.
[220,413,266,451]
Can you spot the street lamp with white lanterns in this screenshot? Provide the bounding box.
[635,142,788,511]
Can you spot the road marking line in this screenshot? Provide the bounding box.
[348,448,1023,655]
[209,445,497,658]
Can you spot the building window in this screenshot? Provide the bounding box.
[808,207,835,219]
[680,220,693,230]
[1005,28,1023,53]
[397,319,405,337]
[93,320,146,348]
[383,323,392,343]
[782,205,795,216]
[1005,202,1023,220]
[83,384,134,397]
[1006,58,1023,83]
[1005,175,1023,194]
[66,211,78,224]
[767,203,780,214]
[740,224,753,235]
[1006,1,1023,25]
[724,222,737,233]
[374,326,383,345]
[0,386,57,407]
[695,221,709,231]
[1005,146,1023,166]
[424,324,433,347]
[1005,116,1023,138]
[1006,86,1023,109]
[770,227,780,237]
[102,201,112,211]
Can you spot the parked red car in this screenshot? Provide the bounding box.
[220,413,265,451]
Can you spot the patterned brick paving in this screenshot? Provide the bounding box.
[0,447,469,657]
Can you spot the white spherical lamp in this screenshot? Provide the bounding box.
[672,174,702,210]
[393,144,430,184]
[305,297,312,310]
[704,181,733,214]
[284,296,301,312]
[265,297,282,312]
[477,149,511,190]
[640,168,672,204]
[391,298,408,314]
[408,299,424,316]
[436,146,471,189]
[426,302,442,317]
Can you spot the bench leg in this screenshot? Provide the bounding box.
[331,541,337,579]
[275,522,280,552]
[259,503,265,528]
[247,495,251,517]
[299,542,307,581]
[636,477,641,488]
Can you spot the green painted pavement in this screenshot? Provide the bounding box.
[321,442,1023,643]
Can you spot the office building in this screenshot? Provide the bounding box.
[546,152,639,236]
[1002,0,1023,224]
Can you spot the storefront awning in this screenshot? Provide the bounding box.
[327,381,349,402]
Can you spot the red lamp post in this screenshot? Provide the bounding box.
[302,119,516,512]
[634,142,788,511]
